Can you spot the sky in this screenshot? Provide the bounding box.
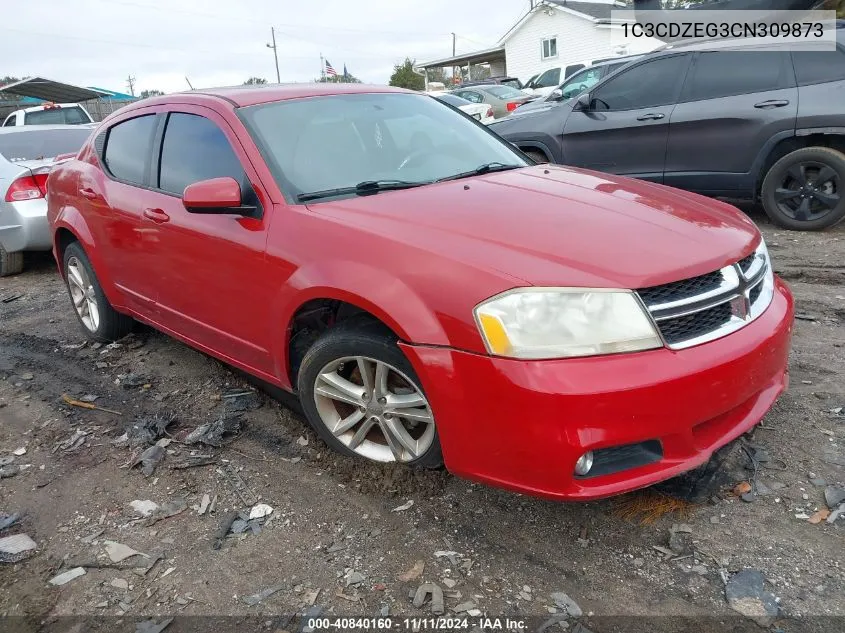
[0,0,533,94]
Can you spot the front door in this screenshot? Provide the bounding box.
[142,108,275,374]
[561,53,691,182]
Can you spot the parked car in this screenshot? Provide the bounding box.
[522,58,625,98]
[451,85,534,119]
[0,124,95,275]
[47,84,793,501]
[491,33,845,230]
[3,103,95,127]
[513,55,645,115]
[459,76,523,90]
[433,93,495,125]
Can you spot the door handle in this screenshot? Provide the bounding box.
[754,100,790,108]
[79,187,99,199]
[636,113,665,121]
[143,208,170,224]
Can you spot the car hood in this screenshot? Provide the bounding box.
[306,165,759,290]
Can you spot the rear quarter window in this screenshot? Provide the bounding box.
[792,48,845,86]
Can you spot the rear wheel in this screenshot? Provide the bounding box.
[63,242,134,341]
[0,244,24,277]
[297,320,443,468]
[761,147,845,230]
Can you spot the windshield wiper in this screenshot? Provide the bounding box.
[435,162,522,183]
[296,179,428,203]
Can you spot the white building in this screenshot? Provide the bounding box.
[416,0,663,86]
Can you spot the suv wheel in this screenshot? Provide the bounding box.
[63,242,134,341]
[297,320,443,468]
[761,147,845,230]
[0,244,24,277]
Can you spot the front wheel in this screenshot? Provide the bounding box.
[296,320,443,468]
[761,147,845,230]
[63,242,134,341]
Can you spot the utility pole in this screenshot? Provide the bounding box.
[320,53,325,82]
[266,27,281,84]
[451,33,457,86]
[126,75,136,97]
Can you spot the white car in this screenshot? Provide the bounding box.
[432,93,495,125]
[0,124,95,275]
[2,102,94,127]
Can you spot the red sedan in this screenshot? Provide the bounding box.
[46,84,794,500]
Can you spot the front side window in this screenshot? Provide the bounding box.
[683,51,791,102]
[542,37,557,60]
[158,113,245,195]
[591,54,689,111]
[535,68,561,88]
[240,92,527,201]
[103,114,157,185]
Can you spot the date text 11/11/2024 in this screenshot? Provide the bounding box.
[307,617,528,631]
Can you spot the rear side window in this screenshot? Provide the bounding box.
[592,54,690,111]
[683,51,792,101]
[103,114,157,185]
[158,113,245,196]
[792,49,845,85]
[3,116,16,127]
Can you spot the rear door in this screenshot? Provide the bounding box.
[790,45,845,130]
[664,50,798,194]
[141,108,274,373]
[561,53,691,181]
[79,111,161,314]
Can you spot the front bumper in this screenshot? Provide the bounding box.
[0,198,51,253]
[401,278,794,501]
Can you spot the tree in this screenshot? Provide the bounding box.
[243,77,268,85]
[389,58,424,91]
[0,76,23,100]
[314,72,363,84]
[139,89,164,98]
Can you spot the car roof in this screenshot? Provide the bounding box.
[136,83,411,109]
[0,123,97,135]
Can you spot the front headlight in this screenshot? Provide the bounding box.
[474,288,663,360]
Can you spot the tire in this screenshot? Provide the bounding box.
[524,149,549,165]
[62,242,134,342]
[0,244,24,277]
[761,146,845,231]
[297,319,443,469]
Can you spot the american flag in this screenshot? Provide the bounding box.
[325,60,338,77]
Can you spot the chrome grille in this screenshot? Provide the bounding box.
[637,243,774,350]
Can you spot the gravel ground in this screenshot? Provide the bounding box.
[0,205,843,633]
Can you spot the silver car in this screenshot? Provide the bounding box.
[0,124,95,275]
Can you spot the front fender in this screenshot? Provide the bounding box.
[271,259,452,389]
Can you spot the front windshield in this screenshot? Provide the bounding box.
[240,92,528,202]
[559,67,604,100]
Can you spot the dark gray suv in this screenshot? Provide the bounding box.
[491,33,845,230]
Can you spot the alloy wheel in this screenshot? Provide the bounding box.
[66,256,100,332]
[774,161,840,223]
[312,356,435,463]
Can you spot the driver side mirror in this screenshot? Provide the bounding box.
[549,88,563,101]
[182,177,256,216]
[574,92,592,111]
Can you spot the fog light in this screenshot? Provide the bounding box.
[574,451,594,476]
